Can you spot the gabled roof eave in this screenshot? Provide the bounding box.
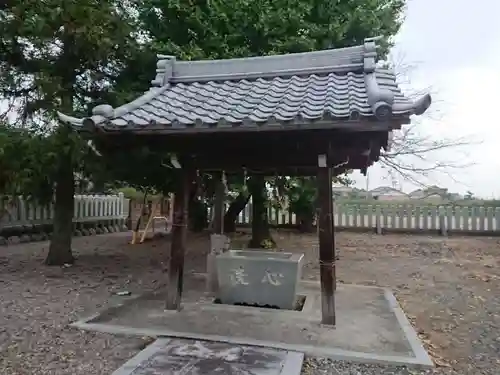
[57,37,432,131]
[57,85,170,131]
[57,111,83,127]
[382,92,432,118]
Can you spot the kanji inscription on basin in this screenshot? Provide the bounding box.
[228,266,285,287]
[112,338,300,375]
[229,266,250,286]
[261,269,284,286]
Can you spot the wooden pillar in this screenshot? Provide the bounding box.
[317,154,336,325]
[165,168,191,310]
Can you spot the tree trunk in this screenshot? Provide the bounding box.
[45,139,75,266]
[223,192,250,233]
[45,37,77,266]
[248,176,275,248]
[188,180,208,232]
[297,214,315,233]
[189,195,207,232]
[212,171,226,234]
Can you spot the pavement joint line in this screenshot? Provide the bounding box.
[383,288,434,367]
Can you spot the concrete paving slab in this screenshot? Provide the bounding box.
[72,279,433,369]
[111,338,303,375]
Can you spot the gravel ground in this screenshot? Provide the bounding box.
[1,230,499,374]
[301,358,437,375]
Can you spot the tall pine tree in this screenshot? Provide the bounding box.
[0,0,142,264]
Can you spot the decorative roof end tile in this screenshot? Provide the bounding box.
[241,118,253,127]
[349,110,360,121]
[112,118,128,127]
[413,93,432,115]
[362,38,397,119]
[151,56,176,87]
[267,115,277,124]
[92,104,115,118]
[392,93,432,116]
[322,111,336,122]
[372,102,393,121]
[171,119,180,128]
[363,39,378,74]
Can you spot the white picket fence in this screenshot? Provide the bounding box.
[0,193,129,229]
[228,202,500,234]
[4,194,499,235]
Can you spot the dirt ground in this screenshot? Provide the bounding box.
[0,230,499,375]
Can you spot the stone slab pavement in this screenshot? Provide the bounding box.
[111,338,303,375]
[73,279,433,370]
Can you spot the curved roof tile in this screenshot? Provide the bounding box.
[59,38,431,133]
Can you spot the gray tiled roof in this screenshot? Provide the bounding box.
[58,38,431,132]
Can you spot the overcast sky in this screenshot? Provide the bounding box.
[351,0,500,198]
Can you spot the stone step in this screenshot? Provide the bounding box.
[111,338,304,375]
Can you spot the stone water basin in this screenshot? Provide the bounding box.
[216,250,304,310]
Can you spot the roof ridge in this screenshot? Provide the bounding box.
[151,38,384,86]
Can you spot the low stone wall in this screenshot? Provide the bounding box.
[0,219,128,246]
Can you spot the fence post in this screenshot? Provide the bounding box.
[438,206,447,236]
[471,206,478,232]
[486,207,494,231]
[478,206,486,232]
[495,208,500,232]
[117,192,126,230]
[446,206,453,233]
[375,205,382,235]
[352,204,358,228]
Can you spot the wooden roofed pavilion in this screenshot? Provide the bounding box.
[59,38,431,325]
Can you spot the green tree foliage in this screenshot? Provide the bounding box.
[88,143,177,195]
[0,0,142,264]
[0,125,51,199]
[0,124,54,230]
[0,123,101,200]
[261,174,351,233]
[138,0,405,58]
[0,0,408,255]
